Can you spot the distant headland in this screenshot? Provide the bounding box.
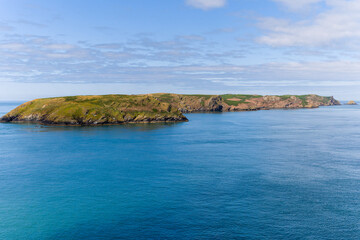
[0,93,340,125]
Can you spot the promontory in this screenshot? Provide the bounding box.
[0,93,340,125]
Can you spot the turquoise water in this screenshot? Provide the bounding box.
[1,102,360,239]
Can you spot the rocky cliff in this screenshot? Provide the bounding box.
[149,93,340,113]
[0,93,340,125]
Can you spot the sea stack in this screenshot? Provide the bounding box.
[346,101,357,105]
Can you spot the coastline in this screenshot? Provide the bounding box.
[0,93,341,126]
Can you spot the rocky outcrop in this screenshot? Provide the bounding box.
[346,101,357,105]
[328,96,341,106]
[208,96,223,111]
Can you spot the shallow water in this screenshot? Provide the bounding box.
[1,102,360,239]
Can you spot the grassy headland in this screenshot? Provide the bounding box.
[0,93,340,125]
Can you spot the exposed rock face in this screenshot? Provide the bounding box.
[149,93,340,113]
[208,96,223,111]
[328,96,341,105]
[0,93,341,125]
[346,101,357,105]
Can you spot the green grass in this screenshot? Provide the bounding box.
[277,95,309,106]
[278,95,292,100]
[184,94,212,100]
[64,96,77,101]
[221,94,262,106]
[320,96,332,104]
[156,94,174,103]
[2,94,187,124]
[293,95,309,107]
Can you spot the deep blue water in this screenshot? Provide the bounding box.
[1,102,360,239]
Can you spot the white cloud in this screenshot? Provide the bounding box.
[0,22,14,31]
[44,44,75,50]
[259,0,360,47]
[0,43,26,50]
[1,34,359,100]
[273,0,323,11]
[186,0,226,10]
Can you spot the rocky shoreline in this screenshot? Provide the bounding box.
[0,93,341,125]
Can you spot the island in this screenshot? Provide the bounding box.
[0,93,340,125]
[346,101,357,105]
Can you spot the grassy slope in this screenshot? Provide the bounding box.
[1,95,187,125]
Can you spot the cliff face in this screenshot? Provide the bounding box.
[0,93,340,125]
[149,94,341,113]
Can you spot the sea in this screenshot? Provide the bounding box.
[1,101,360,239]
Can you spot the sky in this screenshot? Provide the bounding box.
[1,0,360,100]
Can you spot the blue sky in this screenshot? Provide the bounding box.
[1,0,360,100]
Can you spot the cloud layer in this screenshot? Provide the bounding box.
[186,0,226,10]
[273,0,323,10]
[1,0,359,100]
[259,0,360,47]
[1,33,359,95]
